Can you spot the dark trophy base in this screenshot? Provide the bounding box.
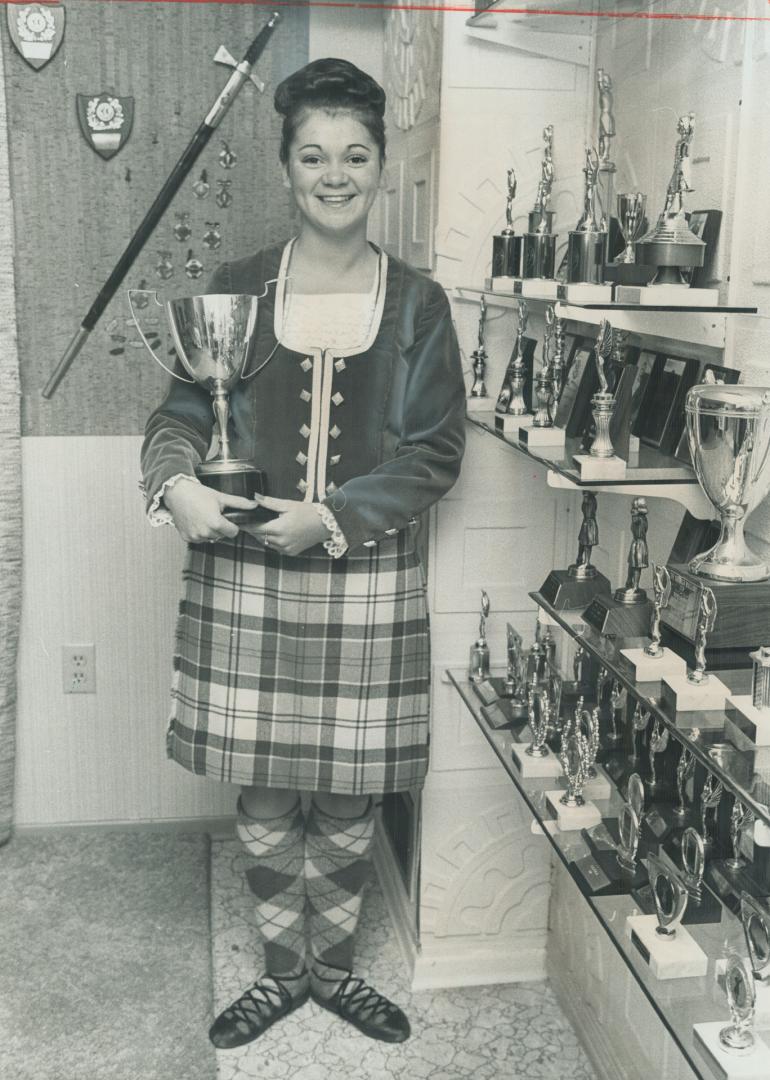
[704,860,770,917]
[539,569,611,611]
[571,822,648,896]
[582,594,652,638]
[602,262,656,286]
[662,563,770,652]
[197,460,277,524]
[481,695,529,731]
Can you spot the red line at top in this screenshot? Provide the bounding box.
[7,0,770,19]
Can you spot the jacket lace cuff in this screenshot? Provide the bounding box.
[314,502,348,558]
[143,474,200,527]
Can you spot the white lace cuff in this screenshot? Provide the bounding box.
[144,473,201,527]
[315,502,348,558]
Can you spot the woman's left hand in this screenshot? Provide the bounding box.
[242,495,332,556]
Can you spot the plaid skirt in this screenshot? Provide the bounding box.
[165,529,431,795]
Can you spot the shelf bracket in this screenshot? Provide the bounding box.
[545,469,714,520]
[465,18,591,68]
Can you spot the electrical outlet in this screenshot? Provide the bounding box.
[63,645,96,694]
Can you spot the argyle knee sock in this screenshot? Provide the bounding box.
[236,797,307,981]
[305,797,375,980]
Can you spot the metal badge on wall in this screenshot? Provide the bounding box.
[8,4,65,70]
[76,94,134,160]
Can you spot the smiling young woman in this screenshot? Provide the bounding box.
[141,58,466,1052]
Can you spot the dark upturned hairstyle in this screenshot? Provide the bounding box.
[274,58,386,164]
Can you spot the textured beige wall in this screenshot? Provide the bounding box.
[4,0,308,437]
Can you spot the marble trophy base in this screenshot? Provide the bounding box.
[620,646,687,683]
[626,914,708,979]
[511,744,562,778]
[725,695,770,746]
[556,282,614,304]
[521,278,559,300]
[615,283,720,307]
[582,764,613,801]
[539,568,611,611]
[520,423,567,448]
[495,411,533,433]
[661,672,730,714]
[572,453,627,480]
[715,962,770,1025]
[489,275,523,295]
[694,1023,770,1080]
[466,395,492,414]
[545,790,602,831]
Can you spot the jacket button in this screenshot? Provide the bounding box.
[300,423,311,439]
[330,453,341,466]
[332,391,344,406]
[296,451,308,466]
[296,478,309,494]
[300,389,312,402]
[329,425,341,439]
[300,358,312,372]
[334,358,346,373]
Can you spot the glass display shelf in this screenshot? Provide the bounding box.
[465,410,713,517]
[459,283,757,315]
[447,667,770,1080]
[532,590,770,831]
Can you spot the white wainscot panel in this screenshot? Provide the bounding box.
[433,492,567,614]
[429,667,507,774]
[420,788,550,940]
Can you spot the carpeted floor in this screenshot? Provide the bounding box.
[0,831,216,1080]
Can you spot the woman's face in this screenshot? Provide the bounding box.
[283,108,382,239]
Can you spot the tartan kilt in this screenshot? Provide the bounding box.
[165,529,431,795]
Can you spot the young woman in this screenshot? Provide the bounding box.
[141,58,465,1050]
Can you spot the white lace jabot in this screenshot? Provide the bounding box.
[279,289,379,354]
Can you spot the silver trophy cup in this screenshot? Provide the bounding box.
[130,290,274,524]
[686,385,770,581]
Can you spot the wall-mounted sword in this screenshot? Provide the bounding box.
[42,10,281,399]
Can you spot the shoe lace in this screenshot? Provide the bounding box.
[222,973,300,1031]
[322,970,398,1024]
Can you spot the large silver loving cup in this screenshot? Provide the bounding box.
[130,290,273,524]
[686,385,770,581]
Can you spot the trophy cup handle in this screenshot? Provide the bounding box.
[127,289,195,384]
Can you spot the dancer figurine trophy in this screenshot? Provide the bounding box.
[539,490,611,610]
[582,498,653,636]
[573,320,627,480]
[491,169,523,282]
[662,586,731,713]
[467,295,490,414]
[130,290,274,525]
[621,563,687,682]
[561,147,611,303]
[495,300,532,432]
[545,730,602,831]
[632,114,716,306]
[521,126,558,294]
[520,305,565,448]
[469,590,492,688]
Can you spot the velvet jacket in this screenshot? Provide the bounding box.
[140,240,466,553]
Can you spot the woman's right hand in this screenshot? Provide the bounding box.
[162,478,257,544]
